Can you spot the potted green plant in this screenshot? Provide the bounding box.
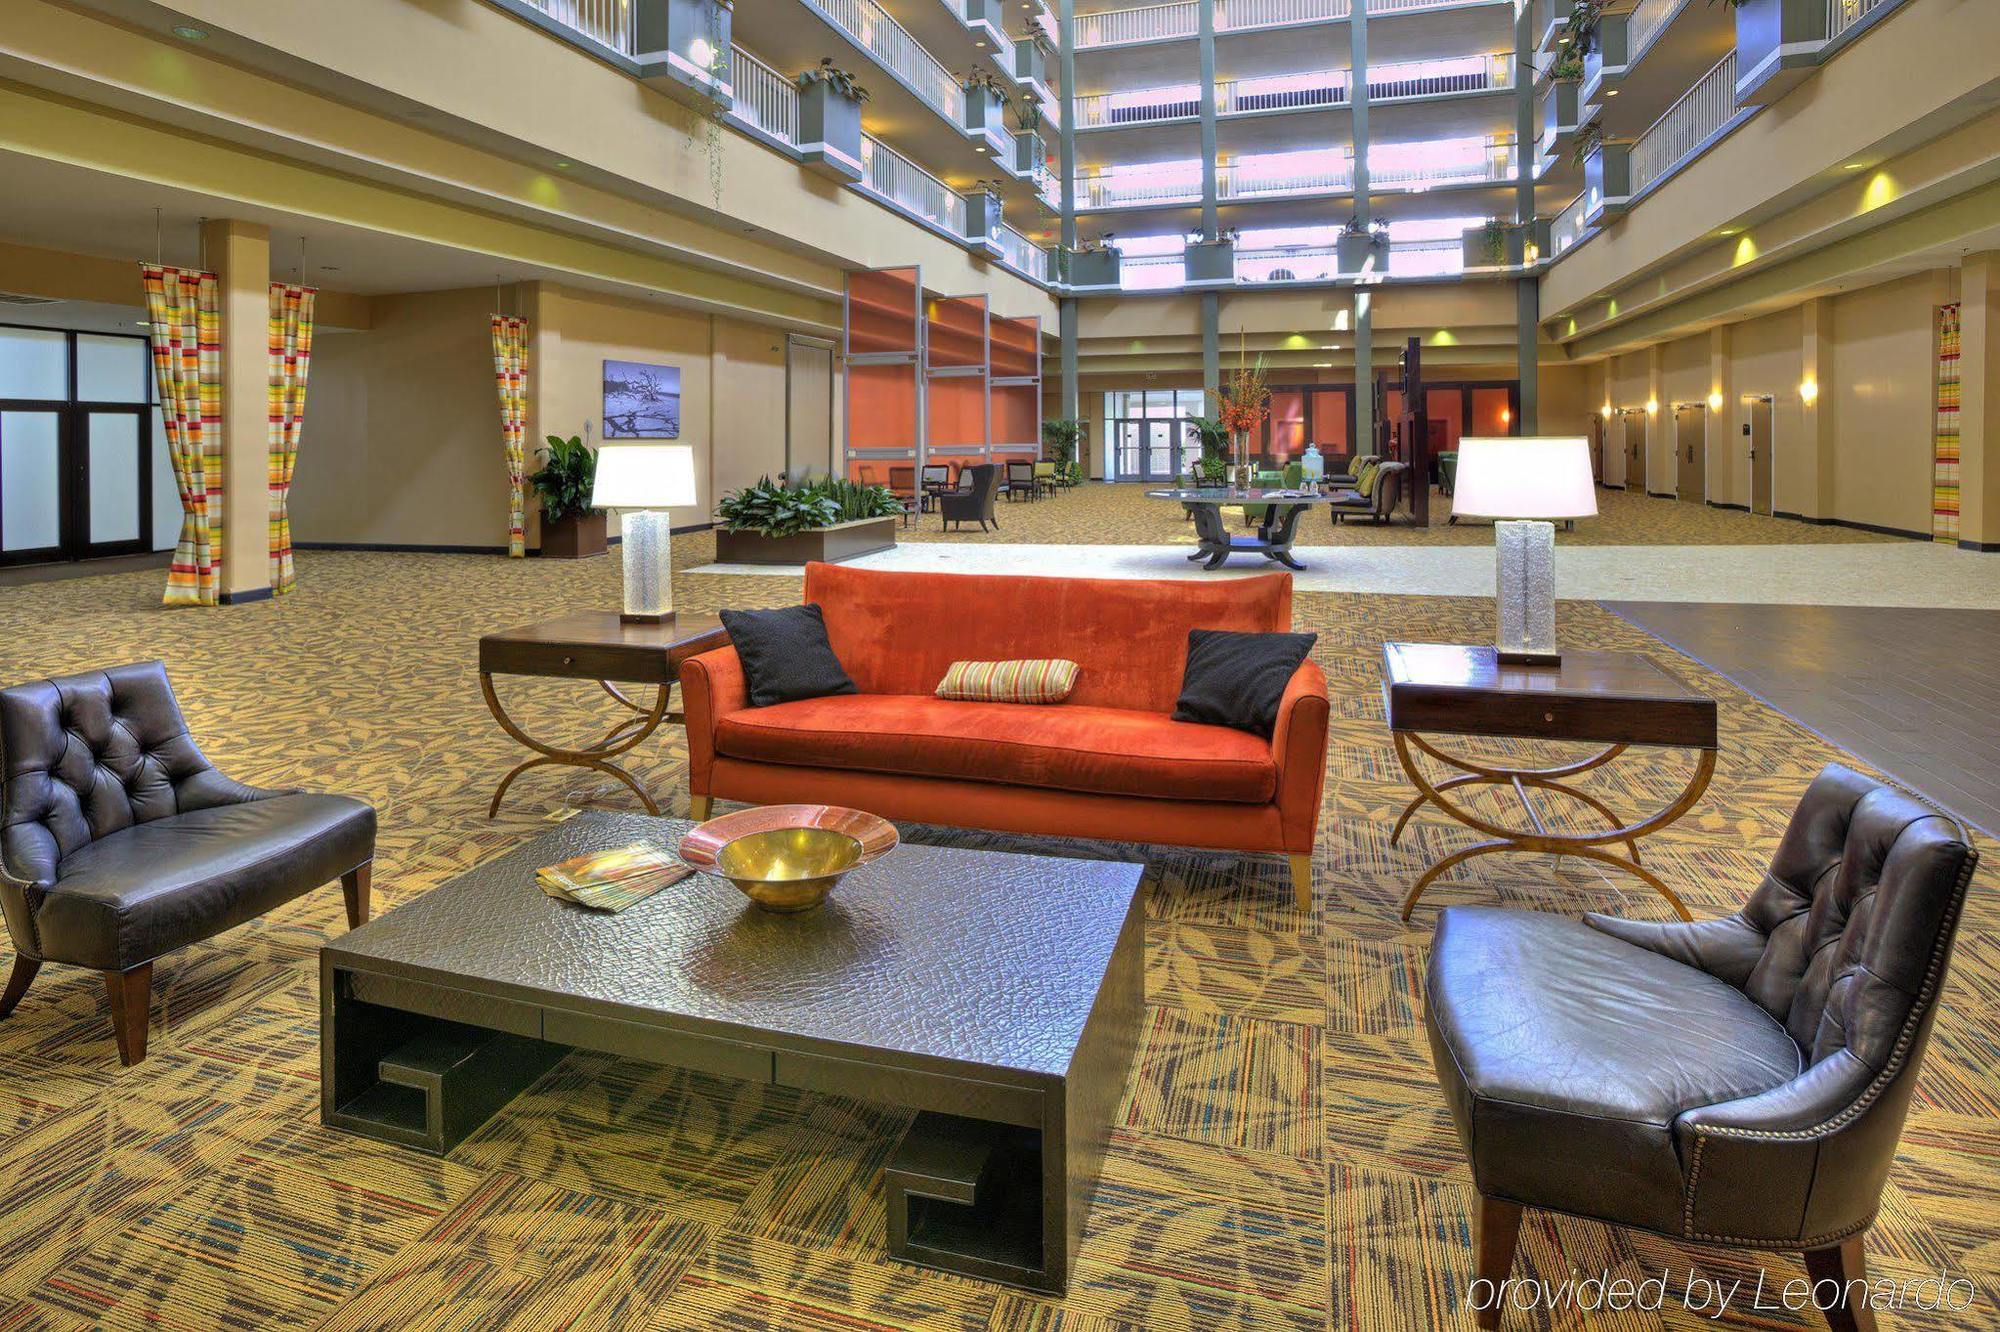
[1183,412,1232,484]
[530,434,606,558]
[714,475,903,564]
[1041,417,1083,483]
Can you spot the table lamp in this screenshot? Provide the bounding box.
[590,444,697,622]
[1449,436,1597,666]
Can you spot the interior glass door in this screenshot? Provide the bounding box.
[1,409,63,562]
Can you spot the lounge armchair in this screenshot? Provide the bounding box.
[1425,764,1978,1331]
[1003,460,1038,502]
[887,465,919,526]
[0,662,376,1064]
[1033,460,1057,497]
[1327,460,1408,524]
[940,462,1001,531]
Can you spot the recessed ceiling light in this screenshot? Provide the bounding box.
[1605,89,1619,97]
[134,320,152,328]
[172,24,209,40]
[554,160,572,169]
[1843,162,1864,170]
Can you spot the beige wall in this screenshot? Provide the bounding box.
[292,287,505,549]
[1828,273,1940,536]
[294,281,817,549]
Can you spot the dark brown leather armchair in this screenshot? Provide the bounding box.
[0,662,376,1064]
[1425,763,1977,1331]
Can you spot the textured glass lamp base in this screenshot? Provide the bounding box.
[619,509,675,623]
[1493,520,1560,667]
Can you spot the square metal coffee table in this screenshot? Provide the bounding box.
[320,812,1144,1294]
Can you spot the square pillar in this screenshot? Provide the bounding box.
[203,218,271,603]
[1800,295,1836,520]
[1708,325,1735,507]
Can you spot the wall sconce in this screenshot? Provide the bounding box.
[1600,404,1614,419]
[1800,379,1819,404]
[1707,391,1724,412]
[1645,399,1659,416]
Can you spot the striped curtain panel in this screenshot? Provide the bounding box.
[141,264,224,606]
[491,315,530,557]
[268,283,317,594]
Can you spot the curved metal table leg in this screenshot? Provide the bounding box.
[1390,730,1712,922]
[482,672,671,817]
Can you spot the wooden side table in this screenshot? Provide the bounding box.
[479,610,728,817]
[1381,642,1718,921]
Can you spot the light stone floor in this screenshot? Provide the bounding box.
[692,538,2000,608]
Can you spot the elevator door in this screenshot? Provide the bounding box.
[1746,395,1774,515]
[1675,406,1705,502]
[1623,411,1646,492]
[785,337,835,480]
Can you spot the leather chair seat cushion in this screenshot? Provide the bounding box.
[713,695,1278,803]
[35,793,376,970]
[1425,906,1802,1234]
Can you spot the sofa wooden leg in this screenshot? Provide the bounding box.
[1287,853,1313,913]
[103,963,153,1066]
[0,954,41,1018]
[1472,1195,1524,1330]
[341,861,372,929]
[1803,1237,1879,1332]
[689,795,714,821]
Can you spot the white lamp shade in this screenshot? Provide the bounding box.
[591,444,697,510]
[1450,436,1598,521]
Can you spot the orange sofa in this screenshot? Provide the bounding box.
[680,563,1330,909]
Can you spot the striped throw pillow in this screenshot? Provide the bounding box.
[935,659,1079,704]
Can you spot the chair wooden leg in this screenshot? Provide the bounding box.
[1803,1237,1879,1332]
[103,962,153,1066]
[1287,853,1313,913]
[1472,1195,1524,1331]
[341,861,372,929]
[689,795,714,820]
[0,954,41,1018]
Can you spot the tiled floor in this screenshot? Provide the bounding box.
[1607,602,2000,837]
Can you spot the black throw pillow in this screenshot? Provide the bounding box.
[720,604,859,707]
[1172,629,1318,737]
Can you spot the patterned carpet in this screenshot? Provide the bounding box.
[0,549,1991,1332]
[889,482,1900,547]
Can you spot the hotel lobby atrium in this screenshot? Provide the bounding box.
[1,0,1998,1329]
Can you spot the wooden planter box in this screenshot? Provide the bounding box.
[538,510,607,559]
[715,515,896,565]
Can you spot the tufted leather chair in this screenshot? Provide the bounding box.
[0,662,376,1064]
[1424,763,1978,1332]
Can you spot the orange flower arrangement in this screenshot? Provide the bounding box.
[1215,342,1270,478]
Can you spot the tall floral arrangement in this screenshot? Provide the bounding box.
[1215,346,1270,483]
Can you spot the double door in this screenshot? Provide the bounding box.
[0,402,156,564]
[1112,419,1193,481]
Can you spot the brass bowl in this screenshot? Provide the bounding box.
[679,805,897,913]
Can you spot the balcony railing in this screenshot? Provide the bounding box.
[1626,0,1687,61]
[1077,137,1514,209]
[994,223,1048,278]
[1120,254,1188,290]
[1076,0,1492,47]
[1549,191,1590,256]
[816,0,965,123]
[1234,239,1463,283]
[1827,0,1890,38]
[517,0,636,54]
[730,47,799,143]
[859,136,969,232]
[1076,54,1508,129]
[1630,50,1736,195]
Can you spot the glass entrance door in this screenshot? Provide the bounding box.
[1112,419,1186,481]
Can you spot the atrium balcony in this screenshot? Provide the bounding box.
[1108,219,1479,290]
[1577,0,1736,146]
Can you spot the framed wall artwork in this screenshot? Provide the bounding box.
[602,359,681,438]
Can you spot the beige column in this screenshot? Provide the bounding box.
[1799,296,1836,520]
[1644,345,1663,494]
[1707,325,1734,507]
[1960,253,2000,549]
[202,218,271,602]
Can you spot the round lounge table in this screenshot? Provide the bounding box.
[1146,487,1343,570]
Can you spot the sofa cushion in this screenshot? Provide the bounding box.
[935,659,1079,705]
[1173,629,1318,737]
[714,695,1278,803]
[1425,906,1802,1236]
[34,793,377,970]
[719,605,857,708]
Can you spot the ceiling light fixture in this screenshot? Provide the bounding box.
[1843,162,1865,171]
[172,24,209,40]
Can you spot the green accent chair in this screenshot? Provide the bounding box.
[1240,463,1305,526]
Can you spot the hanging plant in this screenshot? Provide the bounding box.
[1479,218,1509,264]
[1549,50,1585,82]
[693,2,733,208]
[798,57,871,102]
[1571,121,1606,168]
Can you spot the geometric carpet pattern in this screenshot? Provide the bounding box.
[0,547,1991,1331]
